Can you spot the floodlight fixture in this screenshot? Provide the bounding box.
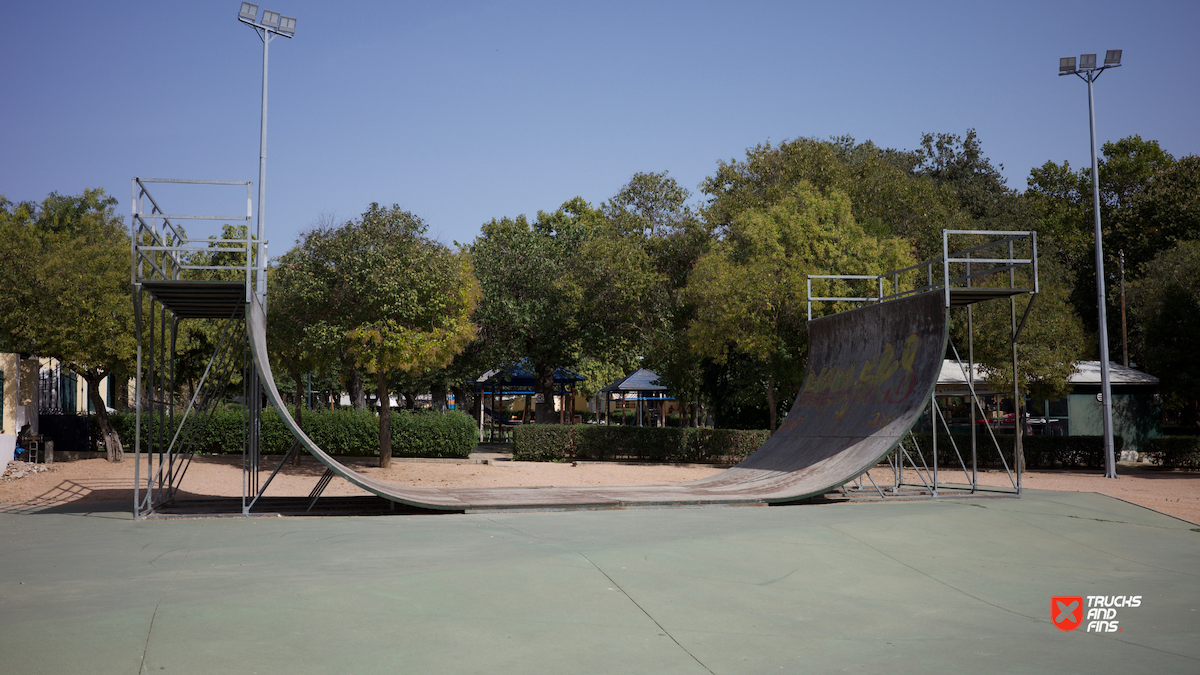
[261,10,280,28]
[1059,56,1076,73]
[1105,49,1122,66]
[238,2,258,22]
[1079,53,1097,71]
[278,15,296,36]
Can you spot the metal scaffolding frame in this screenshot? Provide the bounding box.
[131,177,270,519]
[809,230,1039,501]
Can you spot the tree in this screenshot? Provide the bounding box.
[0,190,134,461]
[1115,154,1200,274]
[1128,240,1200,429]
[964,255,1088,402]
[914,129,1013,223]
[605,170,693,237]
[1025,137,1181,332]
[284,204,479,468]
[1099,135,1175,214]
[471,198,660,423]
[266,242,334,463]
[686,182,914,431]
[604,171,713,426]
[702,136,966,261]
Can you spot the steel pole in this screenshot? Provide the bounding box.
[256,30,269,308]
[1087,73,1118,479]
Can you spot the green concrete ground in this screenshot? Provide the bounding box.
[1,491,1197,675]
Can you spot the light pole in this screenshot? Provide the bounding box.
[1059,49,1121,478]
[238,2,296,308]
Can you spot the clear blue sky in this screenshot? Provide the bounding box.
[3,0,1197,253]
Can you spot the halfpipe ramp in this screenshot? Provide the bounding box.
[248,291,948,511]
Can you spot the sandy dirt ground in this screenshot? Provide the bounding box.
[2,455,1198,523]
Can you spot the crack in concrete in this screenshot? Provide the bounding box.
[480,515,714,674]
[138,525,201,675]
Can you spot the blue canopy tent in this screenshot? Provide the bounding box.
[599,368,674,427]
[474,364,585,442]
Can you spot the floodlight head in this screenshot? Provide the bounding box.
[1105,49,1122,66]
[278,15,296,36]
[238,2,258,22]
[261,9,280,28]
[1079,53,1097,71]
[1060,56,1076,73]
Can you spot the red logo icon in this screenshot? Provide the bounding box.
[1052,596,1084,631]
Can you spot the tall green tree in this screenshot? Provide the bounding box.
[0,190,134,461]
[603,171,713,425]
[1026,136,1179,328]
[1114,154,1199,274]
[266,242,335,463]
[284,204,479,467]
[914,129,1015,224]
[471,198,660,423]
[686,182,914,431]
[1128,240,1200,429]
[703,137,966,260]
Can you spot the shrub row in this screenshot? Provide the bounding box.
[108,407,476,458]
[900,433,1121,470]
[1162,426,1199,437]
[512,425,771,464]
[1143,436,1200,470]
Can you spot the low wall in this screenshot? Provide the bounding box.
[0,434,14,465]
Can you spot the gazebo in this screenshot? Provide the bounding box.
[474,363,584,442]
[599,368,674,427]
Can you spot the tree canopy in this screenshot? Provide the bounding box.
[470,197,660,422]
[272,203,478,466]
[0,189,133,460]
[687,181,914,430]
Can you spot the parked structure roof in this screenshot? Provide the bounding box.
[935,359,1159,396]
[600,368,668,393]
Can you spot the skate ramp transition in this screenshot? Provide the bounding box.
[248,291,948,512]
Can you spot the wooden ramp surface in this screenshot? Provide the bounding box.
[248,292,948,512]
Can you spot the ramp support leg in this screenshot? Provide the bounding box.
[307,468,335,512]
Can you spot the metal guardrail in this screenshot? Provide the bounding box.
[807,230,1038,319]
[131,178,263,302]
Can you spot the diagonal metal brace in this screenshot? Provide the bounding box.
[244,439,301,513]
[307,468,335,513]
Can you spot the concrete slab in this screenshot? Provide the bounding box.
[1,491,1197,674]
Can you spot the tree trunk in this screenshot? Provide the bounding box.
[348,368,366,410]
[86,375,123,462]
[114,376,130,412]
[292,370,304,466]
[534,363,555,424]
[431,384,448,412]
[404,390,420,410]
[767,375,777,433]
[451,385,471,417]
[376,371,391,468]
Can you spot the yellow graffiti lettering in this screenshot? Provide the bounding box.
[874,343,899,388]
[900,333,918,373]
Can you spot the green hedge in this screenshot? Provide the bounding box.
[901,433,1121,470]
[108,407,475,458]
[511,425,771,464]
[1163,426,1199,436]
[1143,436,1200,470]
